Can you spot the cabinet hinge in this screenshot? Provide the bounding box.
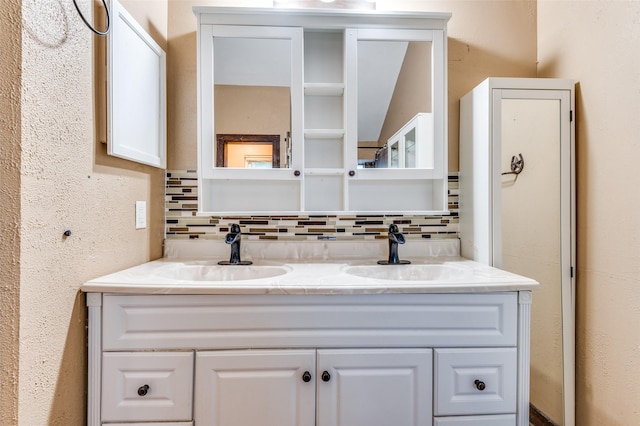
[570,110,573,122]
[570,266,574,278]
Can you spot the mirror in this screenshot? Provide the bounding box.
[213,36,292,168]
[357,39,432,169]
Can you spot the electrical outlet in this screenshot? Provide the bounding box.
[135,201,147,229]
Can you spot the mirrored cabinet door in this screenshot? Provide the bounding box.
[197,23,304,212]
[346,28,447,213]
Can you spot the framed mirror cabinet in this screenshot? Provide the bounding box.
[195,7,450,214]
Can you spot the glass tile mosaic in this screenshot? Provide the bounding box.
[166,171,459,241]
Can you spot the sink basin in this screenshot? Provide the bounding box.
[157,262,290,281]
[344,264,466,281]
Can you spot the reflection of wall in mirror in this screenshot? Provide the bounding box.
[378,41,431,145]
[214,85,290,166]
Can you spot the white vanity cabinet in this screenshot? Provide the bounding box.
[87,291,532,426]
[195,348,431,426]
[194,8,450,214]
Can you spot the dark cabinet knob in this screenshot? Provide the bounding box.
[321,371,331,382]
[294,170,301,176]
[137,384,150,396]
[348,170,355,177]
[302,371,312,382]
[474,380,486,391]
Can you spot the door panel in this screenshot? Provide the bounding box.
[493,89,572,425]
[317,348,432,426]
[195,349,315,426]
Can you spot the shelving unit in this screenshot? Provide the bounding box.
[303,30,347,211]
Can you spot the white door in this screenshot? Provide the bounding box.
[492,88,574,426]
[317,348,432,426]
[195,349,315,426]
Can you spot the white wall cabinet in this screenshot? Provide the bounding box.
[459,78,575,426]
[107,0,166,168]
[195,8,450,214]
[87,291,532,426]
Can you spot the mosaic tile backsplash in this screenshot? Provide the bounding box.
[166,170,459,241]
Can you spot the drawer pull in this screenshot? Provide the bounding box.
[137,384,150,396]
[321,371,331,382]
[474,379,486,391]
[302,371,312,382]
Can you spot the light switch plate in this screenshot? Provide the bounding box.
[135,201,147,229]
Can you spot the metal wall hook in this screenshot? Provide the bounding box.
[502,153,524,176]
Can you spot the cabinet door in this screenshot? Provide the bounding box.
[195,349,315,426]
[197,23,304,213]
[317,348,432,426]
[346,28,448,213]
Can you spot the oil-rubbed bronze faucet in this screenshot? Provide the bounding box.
[218,223,252,265]
[378,224,411,265]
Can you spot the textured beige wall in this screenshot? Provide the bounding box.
[167,0,537,171]
[3,1,167,424]
[0,1,22,423]
[538,1,640,424]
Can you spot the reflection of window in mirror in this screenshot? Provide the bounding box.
[216,134,280,168]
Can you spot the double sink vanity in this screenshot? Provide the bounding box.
[84,4,551,426]
[84,239,537,426]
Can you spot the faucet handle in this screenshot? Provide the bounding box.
[218,223,253,265]
[378,223,410,265]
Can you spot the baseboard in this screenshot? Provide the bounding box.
[530,404,559,426]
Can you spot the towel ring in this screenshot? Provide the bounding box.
[502,153,524,176]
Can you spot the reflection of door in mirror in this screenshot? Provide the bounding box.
[496,91,573,426]
[213,35,292,168]
[216,134,281,168]
[357,39,431,168]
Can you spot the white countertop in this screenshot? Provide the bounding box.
[82,240,538,295]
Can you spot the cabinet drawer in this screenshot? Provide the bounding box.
[102,352,193,422]
[102,293,517,350]
[434,348,517,416]
[434,414,515,425]
[105,423,193,426]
